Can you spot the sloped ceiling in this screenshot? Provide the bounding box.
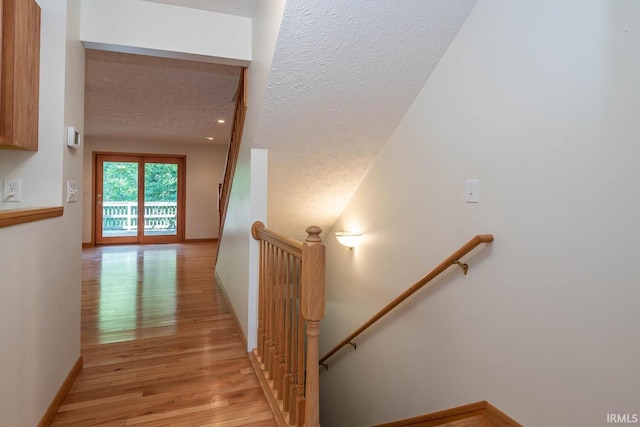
[253,0,478,238]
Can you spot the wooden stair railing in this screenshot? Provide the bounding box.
[320,234,494,367]
[250,221,325,427]
[217,67,247,254]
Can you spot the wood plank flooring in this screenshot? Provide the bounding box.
[52,242,276,427]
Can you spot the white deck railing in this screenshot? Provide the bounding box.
[102,201,177,232]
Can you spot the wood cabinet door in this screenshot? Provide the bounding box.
[0,0,41,151]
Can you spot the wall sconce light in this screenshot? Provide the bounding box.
[335,231,362,249]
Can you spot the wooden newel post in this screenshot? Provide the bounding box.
[301,226,325,427]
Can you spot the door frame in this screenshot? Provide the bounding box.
[93,152,186,245]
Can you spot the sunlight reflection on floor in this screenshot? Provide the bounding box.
[98,246,177,343]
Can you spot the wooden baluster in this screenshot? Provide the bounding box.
[289,255,302,426]
[287,259,295,422]
[295,266,305,427]
[265,242,274,375]
[269,246,277,380]
[270,243,278,379]
[301,226,325,427]
[273,248,283,394]
[257,239,265,361]
[259,240,266,362]
[269,244,278,380]
[282,253,292,411]
[277,248,287,399]
[264,242,269,367]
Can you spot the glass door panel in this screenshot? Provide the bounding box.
[96,155,141,245]
[143,162,178,237]
[102,161,139,238]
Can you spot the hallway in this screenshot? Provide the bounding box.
[52,242,275,426]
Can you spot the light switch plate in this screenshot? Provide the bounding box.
[67,180,79,203]
[465,179,479,203]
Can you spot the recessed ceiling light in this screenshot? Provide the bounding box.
[205,136,214,141]
[217,119,226,124]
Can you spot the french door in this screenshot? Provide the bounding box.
[95,154,186,244]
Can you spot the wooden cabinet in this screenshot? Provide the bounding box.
[0,0,41,151]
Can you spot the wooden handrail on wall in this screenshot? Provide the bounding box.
[319,234,494,366]
[251,221,326,427]
[217,68,248,242]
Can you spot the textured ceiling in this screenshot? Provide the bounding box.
[142,0,257,17]
[84,49,241,144]
[84,0,478,240]
[255,0,478,239]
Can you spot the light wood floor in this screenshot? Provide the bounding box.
[52,242,276,427]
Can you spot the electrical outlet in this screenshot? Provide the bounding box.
[3,178,22,202]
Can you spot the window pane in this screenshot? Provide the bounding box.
[143,163,178,237]
[102,162,139,238]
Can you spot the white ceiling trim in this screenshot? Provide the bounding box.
[141,0,258,17]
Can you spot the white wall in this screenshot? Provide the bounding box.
[81,0,251,66]
[319,1,640,426]
[217,149,267,349]
[0,0,84,425]
[215,0,286,350]
[82,137,227,242]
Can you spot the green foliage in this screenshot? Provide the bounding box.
[103,162,138,202]
[103,162,177,202]
[144,163,178,202]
